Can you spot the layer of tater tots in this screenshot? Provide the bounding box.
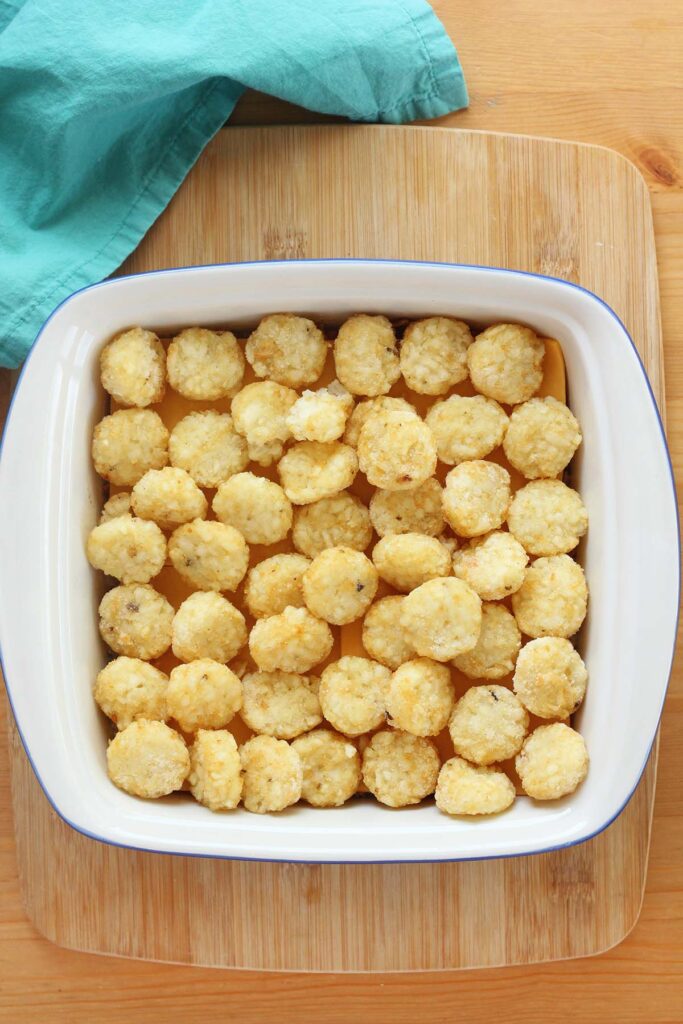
[94,322,586,814]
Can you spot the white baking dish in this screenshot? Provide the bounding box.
[0,260,678,863]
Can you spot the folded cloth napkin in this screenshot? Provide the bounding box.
[0,0,467,367]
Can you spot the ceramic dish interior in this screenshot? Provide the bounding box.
[0,259,678,862]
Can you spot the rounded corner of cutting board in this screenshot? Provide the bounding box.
[7,124,662,972]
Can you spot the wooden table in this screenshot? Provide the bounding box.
[1,1,681,1019]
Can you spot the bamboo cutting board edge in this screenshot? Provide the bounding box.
[7,124,664,972]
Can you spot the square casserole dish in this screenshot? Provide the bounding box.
[0,259,678,863]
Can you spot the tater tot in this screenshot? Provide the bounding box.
[92,409,169,486]
[240,734,302,813]
[358,409,437,490]
[241,671,322,739]
[292,492,372,558]
[400,317,473,394]
[99,491,132,523]
[87,514,166,584]
[231,380,298,466]
[467,323,545,404]
[513,637,587,719]
[452,530,528,600]
[448,685,529,765]
[107,720,189,798]
[511,555,588,638]
[503,397,582,479]
[372,533,451,592]
[249,606,333,673]
[318,656,390,736]
[369,478,444,538]
[333,314,400,396]
[213,472,292,544]
[169,410,248,488]
[343,395,416,447]
[167,327,244,400]
[246,314,327,388]
[189,730,242,811]
[278,441,358,505]
[303,546,378,625]
[361,596,415,669]
[443,460,511,537]
[507,479,588,556]
[454,603,521,680]
[172,592,247,663]
[425,395,509,466]
[361,730,439,807]
[515,723,589,799]
[94,657,168,729]
[99,584,173,660]
[100,327,166,408]
[166,659,242,732]
[436,757,515,816]
[244,553,311,618]
[168,520,249,592]
[287,381,354,442]
[386,658,455,736]
[131,467,207,530]
[401,577,482,662]
[291,728,361,807]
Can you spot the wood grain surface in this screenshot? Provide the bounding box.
[1,123,664,970]
[1,1,682,1019]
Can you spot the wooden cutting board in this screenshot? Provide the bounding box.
[8,125,663,972]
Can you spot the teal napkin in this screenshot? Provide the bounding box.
[0,0,467,367]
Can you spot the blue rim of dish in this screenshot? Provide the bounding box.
[0,258,679,865]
